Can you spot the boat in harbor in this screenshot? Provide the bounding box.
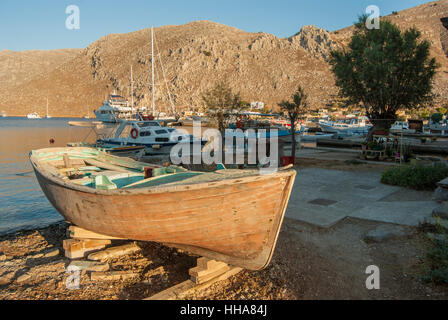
[94,94,134,123]
[390,121,416,134]
[98,120,206,155]
[318,117,371,136]
[27,112,41,119]
[67,142,146,160]
[30,147,296,270]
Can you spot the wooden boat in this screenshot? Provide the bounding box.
[29,147,296,270]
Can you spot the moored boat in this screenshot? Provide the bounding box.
[29,147,296,270]
[27,112,41,119]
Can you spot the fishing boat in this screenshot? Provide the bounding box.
[98,120,205,155]
[318,117,371,136]
[175,116,213,127]
[30,147,296,270]
[27,112,41,119]
[299,132,335,142]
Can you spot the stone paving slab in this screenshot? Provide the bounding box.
[286,168,438,227]
[348,201,435,226]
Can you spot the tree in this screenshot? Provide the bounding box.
[431,113,443,124]
[418,109,430,120]
[202,81,242,136]
[329,16,438,140]
[437,107,447,115]
[279,86,308,158]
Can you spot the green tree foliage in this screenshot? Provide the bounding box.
[431,113,443,124]
[329,16,438,140]
[279,86,308,158]
[437,107,448,115]
[419,109,430,120]
[202,81,242,135]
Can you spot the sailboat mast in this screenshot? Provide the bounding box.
[151,26,155,116]
[130,65,134,112]
[46,97,49,117]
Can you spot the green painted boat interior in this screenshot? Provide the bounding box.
[32,147,207,190]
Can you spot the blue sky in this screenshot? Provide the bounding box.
[0,0,431,51]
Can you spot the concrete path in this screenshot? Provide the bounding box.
[286,168,437,227]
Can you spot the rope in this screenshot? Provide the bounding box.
[153,31,176,116]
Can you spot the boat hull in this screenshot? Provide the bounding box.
[30,155,296,270]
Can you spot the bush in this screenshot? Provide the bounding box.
[381,163,448,190]
[422,237,448,284]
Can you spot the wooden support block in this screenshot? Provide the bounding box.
[63,239,111,259]
[146,266,242,300]
[68,226,125,240]
[87,243,141,261]
[68,260,110,272]
[188,257,230,284]
[90,271,139,282]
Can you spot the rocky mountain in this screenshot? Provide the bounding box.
[0,0,447,117]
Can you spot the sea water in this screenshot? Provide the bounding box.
[0,117,95,235]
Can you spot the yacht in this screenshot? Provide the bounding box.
[27,112,41,119]
[97,120,205,155]
[94,94,134,123]
[1,111,6,118]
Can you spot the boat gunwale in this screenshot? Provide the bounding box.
[30,148,296,196]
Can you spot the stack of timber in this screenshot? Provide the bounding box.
[64,225,142,281]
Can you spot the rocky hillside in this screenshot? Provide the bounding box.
[0,0,447,117]
[0,49,79,92]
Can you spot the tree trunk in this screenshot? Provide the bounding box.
[290,121,296,159]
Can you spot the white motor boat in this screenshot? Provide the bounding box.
[27,112,41,119]
[318,117,371,136]
[390,121,415,134]
[94,94,134,123]
[97,120,205,155]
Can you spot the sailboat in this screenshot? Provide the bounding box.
[1,111,6,118]
[137,27,177,122]
[46,97,52,119]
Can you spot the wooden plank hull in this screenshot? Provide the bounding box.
[30,152,296,270]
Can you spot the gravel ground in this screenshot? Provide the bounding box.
[1,161,447,300]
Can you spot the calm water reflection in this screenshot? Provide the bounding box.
[0,117,95,235]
